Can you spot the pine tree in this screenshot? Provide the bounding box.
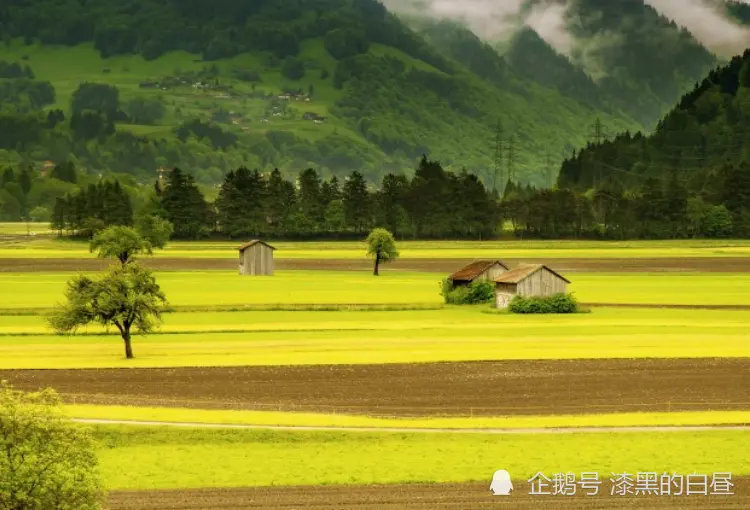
[161,168,209,239]
[342,171,371,233]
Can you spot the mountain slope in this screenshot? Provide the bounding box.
[0,0,645,187]
[558,47,750,199]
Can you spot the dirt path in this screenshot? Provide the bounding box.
[5,359,748,417]
[73,417,750,434]
[3,256,750,272]
[108,481,750,509]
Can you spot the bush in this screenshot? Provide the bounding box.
[440,278,495,305]
[509,293,579,314]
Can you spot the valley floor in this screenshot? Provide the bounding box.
[1,234,748,508]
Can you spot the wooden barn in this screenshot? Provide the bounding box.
[238,240,275,276]
[448,260,509,287]
[493,264,571,309]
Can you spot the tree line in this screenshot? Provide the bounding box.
[45,152,750,241]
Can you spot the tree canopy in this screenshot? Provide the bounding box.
[89,225,154,264]
[49,263,167,359]
[0,382,103,510]
[366,228,399,276]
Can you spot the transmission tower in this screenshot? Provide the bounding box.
[589,117,608,189]
[546,151,554,188]
[492,120,504,194]
[506,134,516,184]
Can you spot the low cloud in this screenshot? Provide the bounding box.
[383,0,576,55]
[643,0,750,56]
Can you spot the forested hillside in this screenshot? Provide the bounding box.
[0,0,641,188]
[545,48,750,238]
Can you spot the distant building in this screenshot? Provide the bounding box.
[448,260,509,287]
[493,264,570,309]
[238,240,276,276]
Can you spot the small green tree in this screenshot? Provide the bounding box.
[135,213,174,248]
[366,228,399,276]
[29,205,50,222]
[0,382,103,510]
[90,225,153,265]
[49,263,167,359]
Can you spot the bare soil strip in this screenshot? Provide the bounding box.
[4,359,749,416]
[108,480,750,509]
[3,257,750,272]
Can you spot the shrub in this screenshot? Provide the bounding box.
[509,293,579,314]
[440,278,495,305]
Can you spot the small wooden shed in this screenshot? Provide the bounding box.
[493,264,571,309]
[238,240,275,276]
[448,260,509,287]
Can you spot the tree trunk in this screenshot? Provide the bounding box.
[373,252,380,276]
[122,330,134,359]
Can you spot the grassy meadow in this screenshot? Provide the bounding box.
[1,307,749,369]
[68,405,750,430]
[93,426,750,489]
[3,236,750,259]
[2,270,750,310]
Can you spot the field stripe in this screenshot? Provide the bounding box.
[72,418,750,434]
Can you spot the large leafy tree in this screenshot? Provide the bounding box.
[366,227,399,276]
[89,225,153,265]
[0,382,103,510]
[49,263,167,359]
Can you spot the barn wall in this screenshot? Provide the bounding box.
[473,263,508,283]
[240,244,274,275]
[517,268,567,297]
[484,264,508,281]
[495,283,517,309]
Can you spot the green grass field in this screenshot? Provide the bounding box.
[3,237,750,259]
[2,270,750,310]
[91,425,750,489]
[66,405,750,430]
[1,307,748,369]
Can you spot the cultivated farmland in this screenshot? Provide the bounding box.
[0,232,748,508]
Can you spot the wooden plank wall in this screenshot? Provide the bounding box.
[517,268,567,297]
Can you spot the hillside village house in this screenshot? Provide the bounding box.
[448,260,509,287]
[238,240,275,276]
[494,264,571,309]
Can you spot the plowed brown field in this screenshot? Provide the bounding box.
[107,480,750,509]
[3,257,750,272]
[4,359,749,416]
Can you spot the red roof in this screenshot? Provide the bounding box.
[238,240,276,252]
[449,260,509,282]
[494,264,571,284]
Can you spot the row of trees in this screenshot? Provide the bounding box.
[45,154,750,241]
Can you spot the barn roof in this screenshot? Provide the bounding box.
[449,260,509,282]
[494,264,571,284]
[238,240,276,252]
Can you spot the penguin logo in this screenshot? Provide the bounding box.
[490,470,513,496]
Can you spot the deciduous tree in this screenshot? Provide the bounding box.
[49,263,167,359]
[0,382,103,510]
[366,227,399,276]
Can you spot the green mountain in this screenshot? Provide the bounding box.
[558,46,750,208]
[0,0,731,189]
[0,0,641,187]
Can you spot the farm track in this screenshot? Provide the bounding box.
[4,359,749,416]
[108,481,750,509]
[3,256,750,272]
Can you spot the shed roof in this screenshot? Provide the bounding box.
[493,264,571,284]
[238,240,276,252]
[449,260,509,282]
